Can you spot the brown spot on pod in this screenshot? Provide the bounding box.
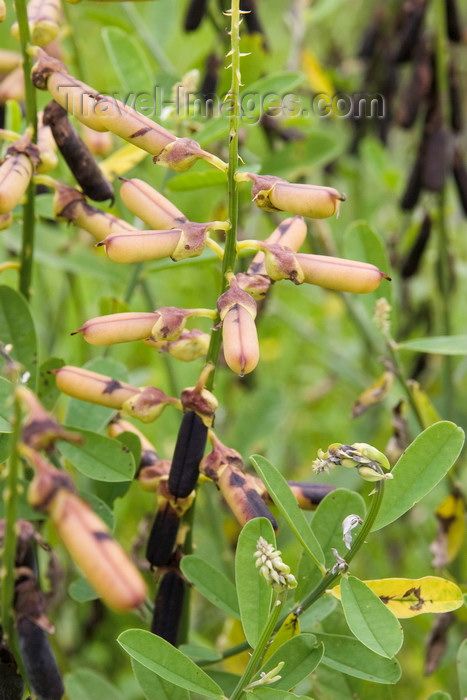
[217,464,277,530]
[151,570,185,646]
[168,411,207,498]
[53,365,140,408]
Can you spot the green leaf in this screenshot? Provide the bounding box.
[261,129,341,179]
[79,490,115,530]
[241,72,305,114]
[0,377,12,433]
[178,644,221,663]
[38,357,65,410]
[131,659,190,700]
[457,638,467,699]
[167,170,226,192]
[118,629,224,698]
[316,633,401,684]
[65,357,129,431]
[299,596,337,629]
[68,577,98,603]
[235,517,275,648]
[58,427,135,482]
[343,221,392,311]
[247,689,313,699]
[259,634,323,690]
[102,26,154,95]
[340,576,403,658]
[250,455,325,571]
[372,421,465,531]
[65,668,126,700]
[427,693,452,700]
[206,670,240,696]
[398,335,467,355]
[115,431,142,471]
[0,285,38,389]
[180,555,240,618]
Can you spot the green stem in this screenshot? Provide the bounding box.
[205,0,241,391]
[230,595,284,700]
[15,0,38,301]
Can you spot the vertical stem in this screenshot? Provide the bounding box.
[15,0,38,301]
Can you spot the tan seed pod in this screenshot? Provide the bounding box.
[53,365,140,408]
[73,311,159,346]
[249,174,345,219]
[295,253,389,293]
[97,228,182,263]
[222,303,259,376]
[0,134,39,214]
[0,66,25,104]
[0,2,7,23]
[80,123,114,157]
[217,463,277,529]
[0,49,21,74]
[11,0,62,46]
[36,111,58,173]
[120,177,187,230]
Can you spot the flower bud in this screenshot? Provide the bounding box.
[11,0,62,46]
[263,244,304,284]
[181,385,218,428]
[0,135,40,214]
[150,307,190,341]
[0,66,24,104]
[122,386,177,424]
[144,328,210,362]
[120,177,187,230]
[249,174,345,218]
[73,311,159,346]
[248,216,307,276]
[254,537,297,590]
[53,365,140,408]
[53,184,137,241]
[295,253,389,294]
[36,111,58,174]
[97,228,182,263]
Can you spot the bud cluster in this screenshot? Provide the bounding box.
[312,442,392,481]
[254,537,297,591]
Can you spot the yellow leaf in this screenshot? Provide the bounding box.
[329,576,464,618]
[407,380,442,429]
[352,371,394,418]
[263,613,300,663]
[430,491,465,567]
[301,49,334,96]
[99,144,148,181]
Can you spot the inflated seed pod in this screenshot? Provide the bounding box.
[43,101,114,201]
[0,66,24,104]
[248,216,307,276]
[53,365,140,408]
[217,464,278,530]
[401,214,432,279]
[446,0,462,42]
[248,474,334,510]
[72,311,159,346]
[120,177,187,230]
[0,49,21,74]
[36,111,59,173]
[0,136,40,214]
[143,329,210,362]
[294,253,389,294]
[218,278,259,375]
[151,571,185,646]
[11,0,61,46]
[453,149,467,216]
[0,645,25,700]
[97,228,182,263]
[249,174,345,219]
[184,0,208,31]
[168,411,207,498]
[17,618,64,700]
[53,185,137,241]
[394,0,428,63]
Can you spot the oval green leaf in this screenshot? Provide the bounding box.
[398,335,467,355]
[118,629,224,699]
[259,634,323,690]
[340,576,403,658]
[65,668,126,700]
[58,427,135,482]
[0,377,12,433]
[102,26,154,95]
[38,357,65,410]
[372,421,465,531]
[250,455,325,571]
[0,285,38,389]
[68,577,98,603]
[247,689,313,699]
[235,517,275,648]
[131,659,190,700]
[315,633,401,684]
[180,554,240,618]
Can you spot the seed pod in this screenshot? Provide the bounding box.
[144,328,210,362]
[199,53,221,112]
[248,216,307,276]
[151,307,191,341]
[218,463,278,530]
[421,122,450,192]
[241,0,266,39]
[43,100,114,201]
[294,253,389,293]
[0,135,40,214]
[17,618,64,700]
[400,147,423,210]
[97,228,182,263]
[453,149,467,216]
[222,303,259,376]
[120,177,187,230]
[286,481,334,510]
[37,111,58,173]
[122,386,177,424]
[446,0,463,42]
[358,9,384,60]
[0,66,24,104]
[449,64,463,134]
[11,0,61,46]
[53,184,137,241]
[151,571,185,646]
[0,644,25,700]
[0,49,21,74]
[249,174,345,219]
[401,214,432,278]
[73,311,159,346]
[394,0,428,63]
[146,481,194,568]
[80,123,113,157]
[17,385,82,450]
[53,365,140,408]
[168,411,207,498]
[0,0,4,21]
[397,46,433,129]
[184,0,207,31]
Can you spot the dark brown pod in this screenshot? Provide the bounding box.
[401,213,432,278]
[240,0,266,41]
[400,148,423,210]
[151,571,185,646]
[287,482,335,510]
[168,411,207,498]
[146,501,180,568]
[184,0,208,31]
[199,54,222,116]
[446,0,463,42]
[17,618,64,700]
[43,101,114,202]
[0,644,25,700]
[358,9,384,60]
[453,149,467,216]
[449,64,463,133]
[397,46,432,129]
[394,0,428,63]
[421,123,450,193]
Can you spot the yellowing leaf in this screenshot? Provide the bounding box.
[99,144,148,181]
[430,491,465,568]
[263,613,300,663]
[408,380,442,429]
[301,49,334,96]
[329,577,464,618]
[352,371,394,418]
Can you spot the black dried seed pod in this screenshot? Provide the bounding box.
[421,124,449,193]
[287,481,335,509]
[199,54,222,114]
[358,10,384,60]
[184,0,208,31]
[17,617,64,700]
[400,148,423,211]
[446,0,463,42]
[146,501,180,568]
[240,0,266,38]
[43,101,114,202]
[151,571,185,646]
[0,643,25,700]
[394,0,428,63]
[168,411,207,498]
[401,214,432,278]
[449,64,463,133]
[453,150,467,216]
[397,47,433,129]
